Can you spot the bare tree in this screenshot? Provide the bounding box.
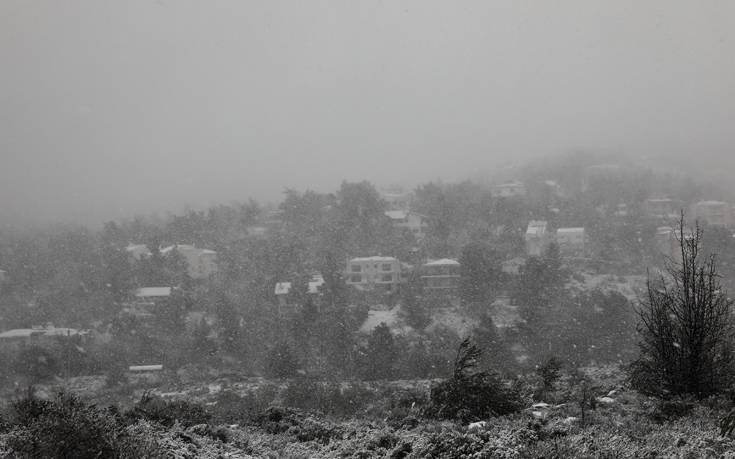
[631,214,734,398]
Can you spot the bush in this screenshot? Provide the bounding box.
[631,218,735,399]
[126,392,211,428]
[264,342,299,378]
[211,386,277,424]
[14,346,59,382]
[281,378,376,417]
[4,391,165,458]
[425,338,523,421]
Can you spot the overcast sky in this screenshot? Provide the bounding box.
[1,1,734,225]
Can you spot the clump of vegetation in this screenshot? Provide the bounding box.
[264,341,299,378]
[281,377,376,416]
[425,338,523,422]
[534,356,564,401]
[630,217,735,399]
[126,392,211,428]
[211,386,278,424]
[3,391,165,458]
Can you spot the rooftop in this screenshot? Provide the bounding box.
[385,210,408,220]
[135,287,172,298]
[696,200,728,207]
[350,256,398,263]
[0,326,88,340]
[556,227,585,234]
[424,258,460,267]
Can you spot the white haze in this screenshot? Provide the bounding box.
[1,0,734,225]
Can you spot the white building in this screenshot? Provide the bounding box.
[691,201,732,227]
[345,256,403,292]
[385,210,428,239]
[274,275,325,308]
[421,258,460,292]
[525,220,550,257]
[160,244,218,279]
[494,181,526,198]
[555,227,586,257]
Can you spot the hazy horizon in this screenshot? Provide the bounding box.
[2,1,734,226]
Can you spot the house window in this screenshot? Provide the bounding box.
[381,274,393,282]
[381,263,392,271]
[350,274,362,283]
[351,265,361,272]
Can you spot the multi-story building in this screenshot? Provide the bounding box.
[691,201,732,227]
[345,256,403,292]
[555,227,586,257]
[274,274,325,308]
[385,210,428,239]
[420,258,460,292]
[525,220,550,257]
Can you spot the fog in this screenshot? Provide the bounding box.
[1,0,734,225]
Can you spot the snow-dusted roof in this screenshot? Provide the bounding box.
[350,256,398,263]
[161,244,215,255]
[159,245,175,255]
[129,364,163,372]
[556,227,585,234]
[385,210,407,220]
[135,287,172,298]
[424,258,460,267]
[126,243,149,252]
[0,327,87,339]
[497,180,524,187]
[696,200,728,207]
[0,329,38,339]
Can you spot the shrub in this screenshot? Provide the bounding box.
[631,217,735,399]
[281,378,375,416]
[537,357,563,389]
[425,338,523,421]
[212,386,277,424]
[126,392,211,428]
[13,346,59,382]
[4,391,164,458]
[264,341,299,379]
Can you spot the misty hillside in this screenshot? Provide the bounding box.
[2,154,735,457]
